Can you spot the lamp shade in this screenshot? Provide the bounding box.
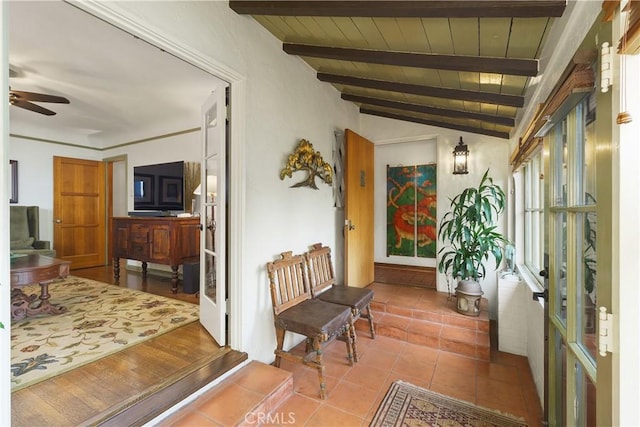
[193,175,218,195]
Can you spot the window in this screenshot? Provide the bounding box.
[523,150,544,285]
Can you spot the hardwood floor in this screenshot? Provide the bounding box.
[11,264,247,427]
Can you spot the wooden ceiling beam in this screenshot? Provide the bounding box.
[361,108,510,139]
[229,1,567,18]
[342,93,515,127]
[284,44,538,76]
[319,73,524,107]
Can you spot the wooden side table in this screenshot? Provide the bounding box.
[10,254,71,321]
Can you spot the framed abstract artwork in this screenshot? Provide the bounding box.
[386,164,437,258]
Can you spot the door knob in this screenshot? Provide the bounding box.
[55,219,62,223]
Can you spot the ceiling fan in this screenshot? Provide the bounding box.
[9,88,70,116]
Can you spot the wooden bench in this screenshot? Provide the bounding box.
[266,251,357,399]
[305,243,376,339]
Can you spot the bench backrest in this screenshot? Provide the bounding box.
[267,251,312,315]
[305,243,337,297]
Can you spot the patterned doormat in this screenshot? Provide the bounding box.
[10,276,199,391]
[370,380,528,427]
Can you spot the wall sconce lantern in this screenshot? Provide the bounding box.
[453,137,469,175]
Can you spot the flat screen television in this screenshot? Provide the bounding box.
[133,160,185,214]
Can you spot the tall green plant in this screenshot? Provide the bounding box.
[438,169,509,282]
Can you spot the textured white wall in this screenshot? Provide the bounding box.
[497,272,545,404]
[363,116,510,319]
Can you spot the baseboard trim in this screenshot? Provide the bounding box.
[374,263,436,289]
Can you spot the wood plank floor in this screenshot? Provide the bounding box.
[11,265,247,427]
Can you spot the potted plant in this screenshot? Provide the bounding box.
[438,169,509,316]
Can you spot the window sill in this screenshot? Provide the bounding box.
[517,264,545,308]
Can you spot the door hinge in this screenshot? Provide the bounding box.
[598,306,614,357]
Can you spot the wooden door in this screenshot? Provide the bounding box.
[344,129,374,287]
[53,156,106,269]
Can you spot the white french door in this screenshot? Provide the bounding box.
[199,88,227,345]
[545,91,613,426]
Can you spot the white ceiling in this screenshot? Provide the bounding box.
[8,1,223,148]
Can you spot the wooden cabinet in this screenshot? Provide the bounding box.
[111,216,200,293]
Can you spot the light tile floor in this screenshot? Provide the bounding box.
[163,285,543,427]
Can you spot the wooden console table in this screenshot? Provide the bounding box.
[111,216,200,293]
[10,254,71,321]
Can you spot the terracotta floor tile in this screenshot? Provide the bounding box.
[476,376,528,419]
[431,364,477,399]
[165,411,221,427]
[400,342,440,365]
[305,404,365,427]
[476,361,521,385]
[392,355,435,384]
[441,324,478,342]
[378,313,411,330]
[429,382,477,405]
[263,394,320,426]
[357,348,398,370]
[292,367,340,401]
[412,309,443,323]
[197,382,265,426]
[382,371,431,391]
[443,313,479,330]
[343,363,389,393]
[436,350,478,373]
[385,304,414,318]
[325,379,379,418]
[163,283,544,427]
[367,334,407,354]
[407,318,442,338]
[231,361,291,395]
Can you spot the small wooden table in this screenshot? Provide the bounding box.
[10,254,71,321]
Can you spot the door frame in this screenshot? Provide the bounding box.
[103,154,128,264]
[72,2,247,352]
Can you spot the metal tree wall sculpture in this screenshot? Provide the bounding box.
[280,139,333,189]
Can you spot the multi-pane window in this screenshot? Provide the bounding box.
[523,150,544,285]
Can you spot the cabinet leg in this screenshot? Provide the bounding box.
[141,261,148,277]
[171,265,179,294]
[113,258,120,280]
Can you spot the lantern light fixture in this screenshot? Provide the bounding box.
[453,137,469,175]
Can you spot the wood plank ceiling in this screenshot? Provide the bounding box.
[229,1,568,139]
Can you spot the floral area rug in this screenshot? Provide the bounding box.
[370,380,528,427]
[10,276,199,391]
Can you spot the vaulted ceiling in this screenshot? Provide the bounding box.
[229,1,568,139]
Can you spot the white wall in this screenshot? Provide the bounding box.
[374,138,437,268]
[8,136,101,242]
[497,271,545,403]
[102,131,201,212]
[363,117,510,320]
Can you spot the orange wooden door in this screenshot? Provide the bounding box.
[53,156,106,269]
[344,129,374,287]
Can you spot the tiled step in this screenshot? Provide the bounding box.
[160,361,293,426]
[356,284,490,361]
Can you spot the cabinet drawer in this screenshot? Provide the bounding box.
[130,224,150,243]
[130,243,150,259]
